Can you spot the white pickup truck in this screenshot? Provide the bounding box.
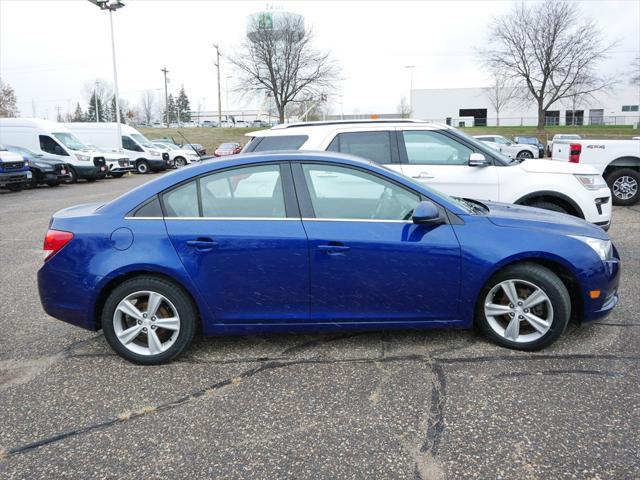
[552,138,640,205]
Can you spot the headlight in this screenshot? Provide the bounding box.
[569,235,612,261]
[575,174,607,190]
[75,154,91,162]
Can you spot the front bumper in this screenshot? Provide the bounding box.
[75,164,107,179]
[580,186,612,226]
[108,159,135,173]
[581,252,621,323]
[0,170,28,186]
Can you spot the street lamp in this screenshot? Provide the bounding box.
[88,0,124,152]
[226,75,232,120]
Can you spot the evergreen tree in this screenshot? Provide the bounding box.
[164,94,177,123]
[177,86,191,122]
[72,102,85,122]
[87,91,106,122]
[110,96,126,124]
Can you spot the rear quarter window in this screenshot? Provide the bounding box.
[244,135,308,152]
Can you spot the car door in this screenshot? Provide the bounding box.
[397,129,500,201]
[293,161,461,323]
[163,162,309,323]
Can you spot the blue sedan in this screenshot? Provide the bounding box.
[38,152,620,364]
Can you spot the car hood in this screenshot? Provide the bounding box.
[482,200,609,239]
[518,159,598,175]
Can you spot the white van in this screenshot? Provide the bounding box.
[64,123,172,174]
[0,118,109,182]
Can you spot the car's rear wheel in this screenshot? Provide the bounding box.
[476,263,570,351]
[606,168,639,206]
[136,160,150,174]
[102,276,197,364]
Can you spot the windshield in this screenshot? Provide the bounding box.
[451,128,516,165]
[6,145,39,156]
[131,133,155,148]
[53,132,88,151]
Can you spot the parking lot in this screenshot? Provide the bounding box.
[0,175,639,479]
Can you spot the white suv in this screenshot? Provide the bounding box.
[474,135,539,160]
[244,120,612,229]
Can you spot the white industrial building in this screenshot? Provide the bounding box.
[410,85,640,128]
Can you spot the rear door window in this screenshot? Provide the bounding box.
[325,131,393,164]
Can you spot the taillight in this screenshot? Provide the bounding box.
[569,143,582,163]
[43,229,74,262]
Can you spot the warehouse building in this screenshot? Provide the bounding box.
[410,85,640,127]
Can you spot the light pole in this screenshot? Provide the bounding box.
[226,75,232,120]
[213,44,222,126]
[405,65,415,115]
[88,0,124,152]
[161,68,170,127]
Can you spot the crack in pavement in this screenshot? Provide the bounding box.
[3,341,639,467]
[492,368,622,379]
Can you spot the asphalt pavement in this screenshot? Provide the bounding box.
[1,174,638,479]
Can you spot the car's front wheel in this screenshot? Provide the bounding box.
[174,157,186,168]
[136,160,150,174]
[516,150,533,160]
[476,263,570,351]
[102,276,197,364]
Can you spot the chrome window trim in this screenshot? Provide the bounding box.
[125,216,412,223]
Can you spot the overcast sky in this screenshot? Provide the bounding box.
[1,0,638,119]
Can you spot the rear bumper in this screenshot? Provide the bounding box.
[38,264,101,331]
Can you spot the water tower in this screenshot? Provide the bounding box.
[246,10,305,42]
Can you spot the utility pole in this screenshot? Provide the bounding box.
[94,81,100,123]
[161,67,170,128]
[405,65,415,115]
[213,44,222,126]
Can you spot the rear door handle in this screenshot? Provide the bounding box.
[186,238,218,250]
[411,172,434,179]
[318,244,350,255]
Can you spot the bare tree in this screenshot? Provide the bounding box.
[397,96,412,118]
[631,56,640,86]
[0,77,19,117]
[484,70,521,126]
[230,14,339,123]
[139,90,156,125]
[481,0,615,131]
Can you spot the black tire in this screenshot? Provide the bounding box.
[527,200,569,214]
[606,168,640,206]
[67,167,78,184]
[517,150,533,160]
[87,178,97,183]
[110,172,124,178]
[6,183,24,192]
[47,181,60,187]
[28,176,39,189]
[174,157,186,168]
[475,263,571,351]
[136,160,150,174]
[102,276,197,364]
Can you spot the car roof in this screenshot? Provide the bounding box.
[245,119,450,138]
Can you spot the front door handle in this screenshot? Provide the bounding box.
[317,244,350,255]
[186,238,218,251]
[411,171,434,179]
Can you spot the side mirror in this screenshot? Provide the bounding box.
[469,153,489,167]
[412,200,443,225]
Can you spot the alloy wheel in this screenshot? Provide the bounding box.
[612,176,638,201]
[484,279,553,343]
[112,290,181,356]
[517,151,533,159]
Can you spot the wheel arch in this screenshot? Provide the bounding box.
[514,190,584,218]
[604,156,640,174]
[474,256,584,324]
[93,269,203,331]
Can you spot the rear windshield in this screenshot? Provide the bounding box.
[243,135,308,153]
